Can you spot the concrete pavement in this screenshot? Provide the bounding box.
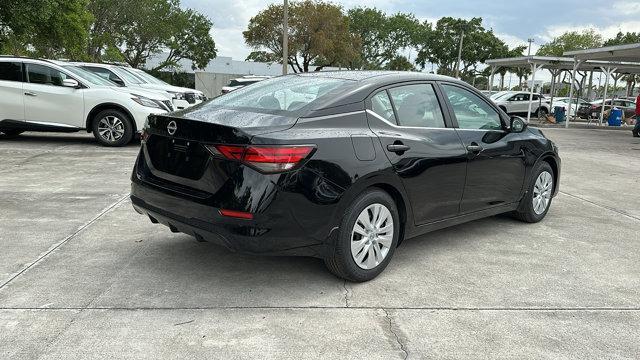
[1,129,639,359]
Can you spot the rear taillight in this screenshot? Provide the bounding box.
[209,145,315,173]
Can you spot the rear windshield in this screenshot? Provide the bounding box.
[206,76,350,114]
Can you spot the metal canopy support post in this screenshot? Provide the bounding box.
[565,59,582,128]
[548,69,561,110]
[526,62,543,123]
[599,66,617,126]
[488,65,496,95]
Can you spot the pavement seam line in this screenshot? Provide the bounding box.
[2,307,640,311]
[383,308,409,360]
[0,194,129,290]
[559,191,640,222]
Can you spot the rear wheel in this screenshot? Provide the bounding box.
[92,109,133,147]
[512,162,554,223]
[324,189,400,282]
[535,107,548,119]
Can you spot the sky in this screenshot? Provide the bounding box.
[181,0,640,62]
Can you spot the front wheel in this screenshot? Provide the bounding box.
[324,189,400,282]
[512,162,554,223]
[92,109,134,147]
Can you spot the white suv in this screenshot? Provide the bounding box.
[74,62,205,110]
[491,91,550,117]
[0,57,170,146]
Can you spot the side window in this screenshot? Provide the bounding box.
[532,94,540,101]
[370,90,396,123]
[86,67,121,84]
[0,62,23,82]
[387,84,445,128]
[26,63,69,86]
[442,84,503,131]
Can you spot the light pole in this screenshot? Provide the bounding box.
[454,30,464,79]
[527,38,535,56]
[282,0,288,75]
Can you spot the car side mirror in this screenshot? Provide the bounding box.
[510,116,527,133]
[62,79,79,88]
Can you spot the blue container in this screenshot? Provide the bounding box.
[554,106,566,123]
[608,108,623,126]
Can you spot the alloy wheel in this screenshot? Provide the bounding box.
[532,171,553,215]
[97,116,125,143]
[350,203,394,270]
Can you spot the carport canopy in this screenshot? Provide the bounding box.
[563,43,640,127]
[485,54,640,125]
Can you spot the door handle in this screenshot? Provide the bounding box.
[466,144,484,153]
[24,92,37,97]
[387,144,410,153]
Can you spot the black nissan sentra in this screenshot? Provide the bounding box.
[131,71,560,282]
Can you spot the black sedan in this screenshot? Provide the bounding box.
[131,71,560,282]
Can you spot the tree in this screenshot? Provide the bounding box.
[246,51,280,63]
[153,9,217,71]
[244,0,360,72]
[537,29,602,56]
[384,55,416,71]
[87,0,216,70]
[347,8,420,69]
[415,17,507,79]
[0,0,92,58]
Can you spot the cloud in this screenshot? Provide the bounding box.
[612,1,640,16]
[539,21,640,42]
[496,33,540,54]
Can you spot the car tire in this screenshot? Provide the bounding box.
[536,107,548,118]
[512,161,554,223]
[92,109,134,147]
[1,129,24,138]
[324,189,400,282]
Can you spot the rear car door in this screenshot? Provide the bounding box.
[23,63,84,128]
[0,61,25,123]
[366,82,467,225]
[439,82,526,214]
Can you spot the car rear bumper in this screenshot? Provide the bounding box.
[130,164,335,257]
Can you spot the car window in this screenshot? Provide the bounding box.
[114,67,144,84]
[387,84,445,128]
[370,90,396,124]
[509,94,526,101]
[0,61,22,82]
[26,63,69,86]
[442,84,502,131]
[613,100,625,107]
[84,66,122,84]
[202,76,348,114]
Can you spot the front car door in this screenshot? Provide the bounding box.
[0,60,25,124]
[366,82,467,225]
[23,63,85,128]
[439,82,526,214]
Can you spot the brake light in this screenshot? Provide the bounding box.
[219,209,253,220]
[211,145,315,173]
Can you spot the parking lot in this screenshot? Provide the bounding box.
[1,128,639,359]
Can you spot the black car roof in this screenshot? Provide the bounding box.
[292,70,457,84]
[293,71,467,117]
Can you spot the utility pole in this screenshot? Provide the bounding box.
[455,30,464,79]
[282,0,288,75]
[527,38,535,56]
